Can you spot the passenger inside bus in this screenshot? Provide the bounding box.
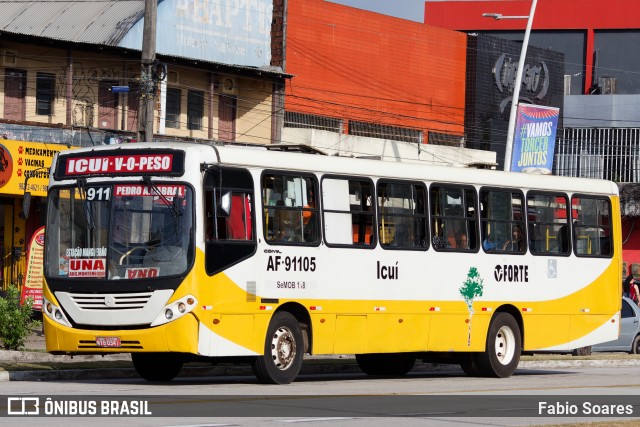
[502,225,525,251]
[302,193,317,242]
[456,232,469,249]
[391,223,411,247]
[432,230,447,249]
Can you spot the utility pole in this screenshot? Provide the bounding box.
[137,0,157,142]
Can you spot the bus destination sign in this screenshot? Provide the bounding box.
[54,149,185,179]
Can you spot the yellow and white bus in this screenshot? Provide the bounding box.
[42,142,621,384]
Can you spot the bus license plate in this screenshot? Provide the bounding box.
[96,336,121,348]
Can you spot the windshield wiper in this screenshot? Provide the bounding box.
[77,178,96,230]
[142,176,182,217]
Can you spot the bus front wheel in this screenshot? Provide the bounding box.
[131,352,183,381]
[252,312,304,384]
[477,312,521,378]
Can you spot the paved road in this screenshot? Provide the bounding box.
[1,364,639,426]
[3,329,640,382]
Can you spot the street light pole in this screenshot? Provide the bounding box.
[484,0,538,172]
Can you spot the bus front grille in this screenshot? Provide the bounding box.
[67,292,154,310]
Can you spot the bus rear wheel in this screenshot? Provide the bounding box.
[131,352,183,382]
[477,312,521,378]
[252,312,304,384]
[355,353,416,376]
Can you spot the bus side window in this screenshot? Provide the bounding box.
[527,192,570,255]
[204,167,255,242]
[262,172,319,245]
[323,177,375,247]
[571,195,612,257]
[377,180,428,250]
[430,184,477,252]
[480,188,526,254]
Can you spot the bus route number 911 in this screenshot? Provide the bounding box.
[266,255,316,272]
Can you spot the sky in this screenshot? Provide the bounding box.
[327,0,427,23]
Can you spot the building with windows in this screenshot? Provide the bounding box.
[424,0,640,272]
[0,0,287,288]
[283,0,496,167]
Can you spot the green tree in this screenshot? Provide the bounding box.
[0,285,39,350]
[459,267,484,346]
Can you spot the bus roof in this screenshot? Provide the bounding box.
[55,142,619,196]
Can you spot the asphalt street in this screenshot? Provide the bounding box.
[1,330,639,382]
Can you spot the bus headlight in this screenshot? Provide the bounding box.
[43,296,71,328]
[151,294,197,327]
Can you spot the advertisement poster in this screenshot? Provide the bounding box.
[511,104,560,174]
[21,226,44,310]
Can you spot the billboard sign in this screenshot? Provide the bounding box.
[511,104,560,174]
[118,0,273,68]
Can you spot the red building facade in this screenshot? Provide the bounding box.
[424,0,640,95]
[285,0,468,144]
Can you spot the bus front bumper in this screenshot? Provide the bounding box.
[43,313,200,355]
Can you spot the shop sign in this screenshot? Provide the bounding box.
[0,140,70,197]
[21,226,44,309]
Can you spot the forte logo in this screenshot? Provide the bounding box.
[494,264,529,283]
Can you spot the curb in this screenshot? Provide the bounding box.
[0,349,130,364]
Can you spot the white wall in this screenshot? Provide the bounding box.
[282,128,496,168]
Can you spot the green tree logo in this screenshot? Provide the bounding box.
[459,267,484,346]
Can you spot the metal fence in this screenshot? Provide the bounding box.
[556,128,640,183]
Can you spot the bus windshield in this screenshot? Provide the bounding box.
[45,182,193,281]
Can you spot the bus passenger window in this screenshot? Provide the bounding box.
[527,192,570,255]
[262,173,319,245]
[204,166,255,243]
[480,189,525,254]
[430,184,478,252]
[323,177,375,247]
[572,196,612,257]
[377,180,427,250]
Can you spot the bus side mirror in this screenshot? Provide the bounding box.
[217,189,231,218]
[21,192,31,219]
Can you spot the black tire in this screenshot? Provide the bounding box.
[131,352,183,382]
[571,346,592,356]
[459,353,483,376]
[355,353,416,376]
[630,335,640,355]
[476,312,521,378]
[252,312,304,384]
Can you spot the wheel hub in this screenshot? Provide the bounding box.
[494,325,516,365]
[271,326,296,370]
